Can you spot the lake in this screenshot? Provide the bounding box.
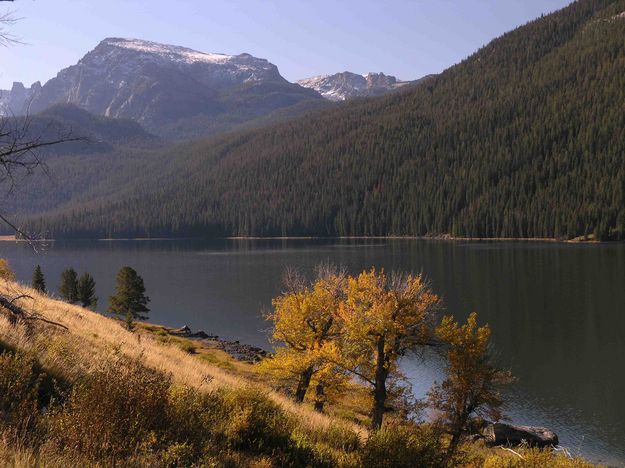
[1,238,623,465]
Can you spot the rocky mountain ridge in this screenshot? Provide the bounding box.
[296,71,410,101]
[0,38,322,138]
[1,38,414,137]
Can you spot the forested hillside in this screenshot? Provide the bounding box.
[0,105,163,217]
[22,0,625,239]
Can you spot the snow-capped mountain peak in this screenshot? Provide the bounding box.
[0,37,312,137]
[102,38,234,65]
[296,71,406,101]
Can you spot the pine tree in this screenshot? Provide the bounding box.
[59,267,78,303]
[32,265,46,293]
[108,266,150,320]
[76,272,97,308]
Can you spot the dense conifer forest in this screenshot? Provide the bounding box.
[19,0,625,240]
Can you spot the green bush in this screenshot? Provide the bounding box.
[361,424,445,468]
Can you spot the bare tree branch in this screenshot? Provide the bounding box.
[0,293,68,330]
[0,9,22,47]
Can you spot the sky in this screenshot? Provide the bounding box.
[0,0,572,89]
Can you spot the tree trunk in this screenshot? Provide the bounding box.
[446,413,469,460]
[370,335,388,430]
[314,382,325,412]
[294,365,314,403]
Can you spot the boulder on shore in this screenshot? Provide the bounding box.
[482,422,558,448]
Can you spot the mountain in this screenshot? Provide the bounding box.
[18,0,625,240]
[1,38,325,139]
[0,81,42,115]
[296,71,415,101]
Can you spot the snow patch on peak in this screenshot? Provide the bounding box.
[297,71,403,101]
[102,38,234,65]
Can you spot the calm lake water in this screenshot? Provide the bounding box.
[1,239,623,465]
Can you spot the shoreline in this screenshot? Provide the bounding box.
[0,234,616,244]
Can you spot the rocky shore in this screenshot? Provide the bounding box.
[170,325,268,363]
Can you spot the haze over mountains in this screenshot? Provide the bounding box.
[4,0,625,241]
[0,38,413,139]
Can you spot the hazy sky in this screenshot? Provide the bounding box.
[0,0,571,89]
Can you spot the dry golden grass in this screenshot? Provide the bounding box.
[0,280,361,440]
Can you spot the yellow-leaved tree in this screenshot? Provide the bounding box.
[261,264,349,409]
[336,268,442,429]
[428,312,513,459]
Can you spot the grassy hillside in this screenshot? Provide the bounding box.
[22,0,625,240]
[0,279,598,467]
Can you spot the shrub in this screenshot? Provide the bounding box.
[289,423,361,467]
[0,351,44,441]
[361,424,445,468]
[47,354,171,460]
[166,386,223,461]
[219,386,294,455]
[0,259,16,281]
[178,340,197,354]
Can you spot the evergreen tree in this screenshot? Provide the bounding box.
[76,272,97,308]
[108,266,150,320]
[59,267,78,303]
[31,265,46,293]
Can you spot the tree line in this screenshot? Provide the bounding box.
[20,0,625,241]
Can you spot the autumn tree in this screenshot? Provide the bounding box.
[108,267,150,326]
[76,272,97,309]
[0,258,15,281]
[428,312,513,459]
[262,264,348,409]
[337,268,441,430]
[59,267,78,303]
[31,265,46,293]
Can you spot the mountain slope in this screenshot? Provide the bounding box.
[2,38,325,139]
[22,0,625,240]
[1,105,163,219]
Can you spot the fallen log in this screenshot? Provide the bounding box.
[0,294,68,330]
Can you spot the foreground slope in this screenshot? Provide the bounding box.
[26,0,625,239]
[0,280,598,466]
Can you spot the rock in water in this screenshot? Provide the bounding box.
[482,422,559,447]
